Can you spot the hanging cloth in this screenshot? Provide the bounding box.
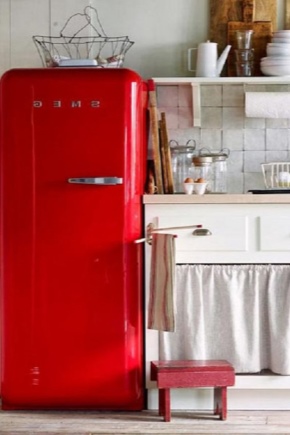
[148,233,176,332]
[160,264,290,374]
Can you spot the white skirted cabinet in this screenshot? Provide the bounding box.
[144,194,290,411]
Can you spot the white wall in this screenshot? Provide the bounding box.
[0,0,286,78]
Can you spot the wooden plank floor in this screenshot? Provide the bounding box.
[1,410,290,434]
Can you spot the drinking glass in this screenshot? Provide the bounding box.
[234,48,254,62]
[235,30,254,49]
[235,61,254,77]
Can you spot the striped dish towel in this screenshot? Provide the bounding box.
[148,233,176,332]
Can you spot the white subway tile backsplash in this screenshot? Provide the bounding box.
[201,107,222,129]
[266,118,289,129]
[222,85,244,107]
[222,129,244,151]
[157,83,290,193]
[244,84,267,92]
[178,85,192,107]
[266,84,290,92]
[244,117,266,129]
[266,129,289,151]
[223,107,244,129]
[228,151,244,173]
[244,151,266,172]
[157,86,179,107]
[178,107,193,128]
[200,85,222,107]
[266,151,289,162]
[200,129,222,150]
[244,129,265,151]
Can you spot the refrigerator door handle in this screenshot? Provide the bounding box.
[68,177,123,185]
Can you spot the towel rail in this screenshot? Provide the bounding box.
[150,224,203,232]
[134,223,204,244]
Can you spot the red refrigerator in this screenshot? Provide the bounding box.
[0,68,147,410]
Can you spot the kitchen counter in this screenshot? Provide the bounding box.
[143,194,290,204]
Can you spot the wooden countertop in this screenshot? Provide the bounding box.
[143,194,290,204]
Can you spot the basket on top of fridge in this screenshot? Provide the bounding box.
[261,162,290,189]
[33,6,134,68]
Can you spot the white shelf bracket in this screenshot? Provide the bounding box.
[191,82,201,127]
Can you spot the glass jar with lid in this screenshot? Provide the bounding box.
[199,148,230,193]
[192,156,213,192]
[170,140,196,193]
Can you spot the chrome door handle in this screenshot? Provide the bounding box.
[68,177,123,185]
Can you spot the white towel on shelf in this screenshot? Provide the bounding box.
[148,233,176,332]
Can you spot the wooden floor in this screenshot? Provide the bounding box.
[1,410,290,434]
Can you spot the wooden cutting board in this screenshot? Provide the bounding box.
[227,0,272,76]
[210,0,276,60]
[286,0,290,29]
[255,0,277,29]
[210,0,243,56]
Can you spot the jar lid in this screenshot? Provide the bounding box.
[169,139,196,153]
[211,154,227,162]
[170,145,196,153]
[198,153,227,161]
[199,147,230,161]
[192,156,213,166]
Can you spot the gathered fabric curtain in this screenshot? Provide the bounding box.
[159,264,290,375]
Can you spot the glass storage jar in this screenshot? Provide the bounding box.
[199,148,230,193]
[192,156,213,192]
[170,140,196,193]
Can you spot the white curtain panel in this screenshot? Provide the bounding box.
[159,264,290,374]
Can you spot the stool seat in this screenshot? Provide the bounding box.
[150,359,235,422]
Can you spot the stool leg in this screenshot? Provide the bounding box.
[214,387,220,416]
[159,388,171,422]
[214,386,227,420]
[158,389,163,416]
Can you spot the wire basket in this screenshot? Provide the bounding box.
[33,6,134,68]
[261,162,290,189]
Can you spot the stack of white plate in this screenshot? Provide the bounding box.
[261,30,290,76]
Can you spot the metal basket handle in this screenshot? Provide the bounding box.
[60,6,107,40]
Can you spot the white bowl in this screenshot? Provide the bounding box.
[268,42,290,47]
[267,45,290,57]
[261,63,290,76]
[261,56,290,65]
[273,30,290,37]
[268,42,290,49]
[272,37,290,44]
[193,182,207,195]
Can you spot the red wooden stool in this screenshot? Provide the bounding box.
[150,359,235,422]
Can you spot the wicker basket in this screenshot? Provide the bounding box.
[33,6,134,68]
[261,162,290,189]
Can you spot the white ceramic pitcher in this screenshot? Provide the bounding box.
[188,41,231,77]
